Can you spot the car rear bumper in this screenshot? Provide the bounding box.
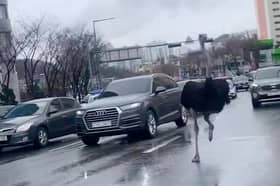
[236,84,249,89]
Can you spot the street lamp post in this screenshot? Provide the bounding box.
[90,17,115,89]
[199,34,213,77]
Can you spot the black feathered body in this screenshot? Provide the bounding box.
[181,78,230,113]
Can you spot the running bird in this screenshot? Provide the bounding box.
[181,77,230,163]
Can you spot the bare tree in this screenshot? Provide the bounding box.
[153,64,179,77]
[42,30,62,97]
[21,20,46,99]
[56,29,105,100]
[0,28,34,88]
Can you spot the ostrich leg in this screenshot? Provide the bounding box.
[204,113,214,142]
[192,110,200,163]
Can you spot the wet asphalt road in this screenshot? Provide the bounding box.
[1,92,280,186]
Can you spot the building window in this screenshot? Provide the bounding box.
[273,8,280,11]
[275,21,280,24]
[0,5,7,19]
[273,1,279,4]
[276,28,280,31]
[274,15,280,18]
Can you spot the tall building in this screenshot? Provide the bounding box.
[0,0,20,102]
[255,0,280,45]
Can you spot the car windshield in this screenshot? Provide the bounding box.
[4,101,48,119]
[255,68,280,80]
[102,78,151,96]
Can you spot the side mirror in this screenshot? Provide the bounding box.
[155,86,167,94]
[248,77,253,82]
[47,107,59,116]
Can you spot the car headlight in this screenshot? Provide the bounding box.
[16,122,34,133]
[120,103,142,111]
[76,110,86,116]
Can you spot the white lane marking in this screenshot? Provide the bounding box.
[225,135,270,142]
[143,136,181,154]
[49,141,82,152]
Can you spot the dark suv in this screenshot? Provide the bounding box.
[76,74,187,146]
[250,66,280,108]
[0,97,80,150]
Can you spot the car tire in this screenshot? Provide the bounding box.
[81,136,100,146]
[34,127,49,148]
[252,98,261,108]
[143,110,158,139]
[175,107,187,128]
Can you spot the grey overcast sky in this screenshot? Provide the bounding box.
[8,0,257,47]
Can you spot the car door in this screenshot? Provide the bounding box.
[159,76,181,119]
[60,98,80,134]
[46,99,65,138]
[151,76,170,122]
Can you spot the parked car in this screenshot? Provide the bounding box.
[250,66,280,108]
[248,71,256,81]
[81,94,100,104]
[226,79,237,99]
[76,74,187,146]
[233,75,249,91]
[81,89,103,104]
[0,97,80,150]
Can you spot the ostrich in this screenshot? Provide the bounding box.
[181,77,230,163]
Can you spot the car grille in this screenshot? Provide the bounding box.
[83,108,119,129]
[262,84,280,91]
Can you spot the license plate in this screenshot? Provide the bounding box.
[0,136,8,141]
[268,91,280,96]
[91,121,112,128]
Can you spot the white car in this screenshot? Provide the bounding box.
[81,94,100,105]
[227,79,237,99]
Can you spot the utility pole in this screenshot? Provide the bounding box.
[90,17,115,89]
[199,34,213,77]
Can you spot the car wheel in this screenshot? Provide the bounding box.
[34,127,48,148]
[144,110,158,139]
[81,136,100,146]
[252,98,261,108]
[175,107,188,128]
